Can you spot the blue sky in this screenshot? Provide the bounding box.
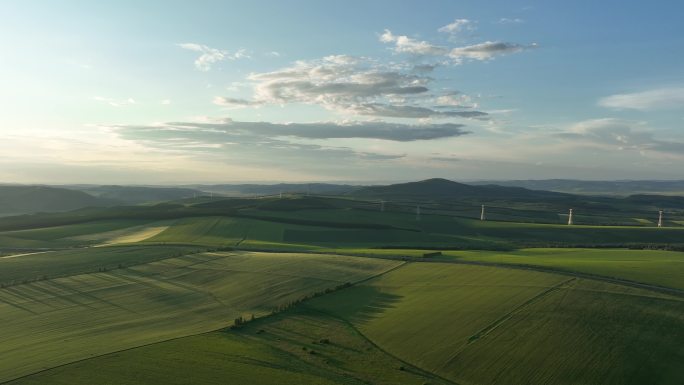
[1,0,683,183]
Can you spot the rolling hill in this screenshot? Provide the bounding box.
[473,179,684,196]
[191,182,359,197]
[67,185,208,204]
[0,185,115,216]
[350,178,574,201]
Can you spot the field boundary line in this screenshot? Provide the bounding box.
[0,253,405,384]
[305,306,462,385]
[0,246,209,291]
[435,258,684,298]
[315,252,684,298]
[466,277,576,344]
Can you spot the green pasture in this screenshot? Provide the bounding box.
[10,308,450,385]
[0,245,200,286]
[309,262,684,385]
[449,248,684,291]
[0,251,399,382]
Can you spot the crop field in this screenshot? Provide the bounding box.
[144,216,289,246]
[3,197,684,251]
[326,247,684,291]
[2,195,684,384]
[0,245,201,286]
[11,257,683,385]
[0,250,400,382]
[308,263,568,375]
[308,262,684,384]
[9,308,451,385]
[450,248,684,291]
[441,279,684,385]
[235,205,684,248]
[0,219,158,248]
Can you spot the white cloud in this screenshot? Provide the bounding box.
[117,119,470,144]
[380,30,449,56]
[161,99,172,105]
[449,41,536,62]
[438,19,474,34]
[598,87,684,111]
[380,29,535,64]
[177,43,249,71]
[213,96,264,108]
[214,55,488,119]
[558,118,684,156]
[345,103,487,119]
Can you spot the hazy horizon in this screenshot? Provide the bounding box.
[2,1,683,184]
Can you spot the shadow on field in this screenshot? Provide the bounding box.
[323,285,403,325]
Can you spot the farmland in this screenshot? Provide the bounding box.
[329,247,684,291]
[309,262,684,384]
[9,308,452,385]
[4,195,684,252]
[0,251,399,382]
[10,257,684,385]
[1,191,684,384]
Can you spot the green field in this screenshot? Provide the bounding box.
[0,250,399,382]
[0,219,158,248]
[450,248,684,291]
[11,259,684,385]
[2,195,684,384]
[0,245,204,286]
[307,262,684,384]
[3,196,684,252]
[10,308,451,385]
[326,247,684,292]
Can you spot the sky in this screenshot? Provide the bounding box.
[1,0,683,184]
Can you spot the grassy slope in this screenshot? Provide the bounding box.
[10,308,451,385]
[450,248,684,291]
[242,207,684,247]
[308,263,566,375]
[0,251,400,382]
[9,258,684,385]
[4,202,684,251]
[0,219,156,248]
[324,248,684,291]
[445,279,684,385]
[308,262,684,385]
[0,245,201,286]
[145,216,294,247]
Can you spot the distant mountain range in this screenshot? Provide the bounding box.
[0,185,208,216]
[68,185,206,205]
[188,183,359,197]
[350,178,572,201]
[471,179,684,196]
[2,178,683,217]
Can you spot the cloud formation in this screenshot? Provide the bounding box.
[438,19,474,34]
[380,29,535,63]
[345,103,486,119]
[380,30,448,56]
[215,55,487,119]
[178,43,249,71]
[449,41,535,61]
[598,87,684,111]
[111,119,472,173]
[120,119,470,143]
[558,118,684,155]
